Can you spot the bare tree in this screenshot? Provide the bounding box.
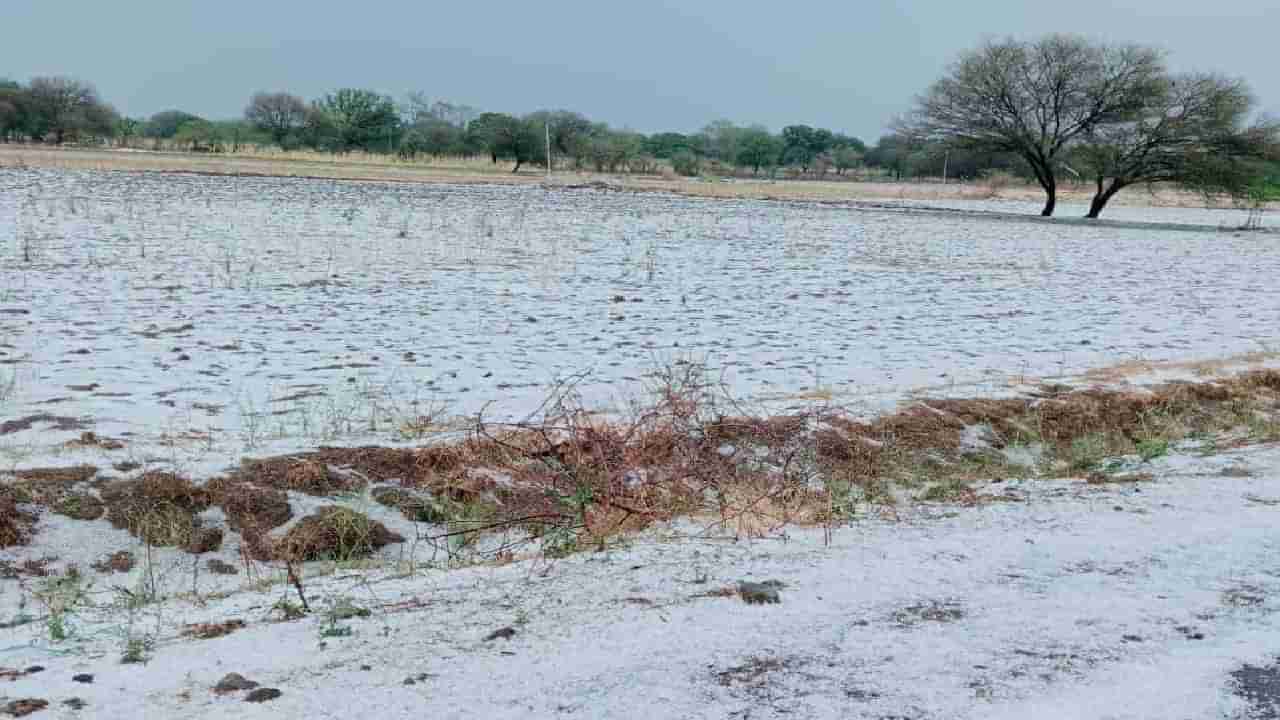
[26,76,115,144]
[901,35,1165,216]
[244,92,308,147]
[1073,74,1279,218]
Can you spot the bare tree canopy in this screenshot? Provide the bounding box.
[901,35,1165,216]
[244,92,308,147]
[25,76,117,144]
[1073,74,1279,217]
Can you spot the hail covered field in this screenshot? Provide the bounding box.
[1,167,1276,467]
[7,167,1280,718]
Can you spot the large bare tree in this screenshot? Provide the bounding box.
[1073,74,1279,218]
[244,92,308,147]
[901,35,1165,216]
[25,76,116,144]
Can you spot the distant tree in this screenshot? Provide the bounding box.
[833,146,863,176]
[735,127,780,175]
[144,110,204,139]
[832,133,867,154]
[467,112,510,163]
[0,80,23,142]
[643,132,700,159]
[25,76,115,144]
[114,116,142,147]
[582,128,643,172]
[314,89,400,153]
[781,125,818,173]
[900,35,1166,216]
[1072,74,1279,218]
[526,110,593,162]
[466,112,542,171]
[298,105,338,150]
[172,119,225,152]
[401,92,477,130]
[865,134,919,180]
[702,120,744,166]
[244,92,308,147]
[671,149,701,177]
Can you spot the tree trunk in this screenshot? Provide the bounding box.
[511,159,522,173]
[1041,182,1056,217]
[1086,181,1123,219]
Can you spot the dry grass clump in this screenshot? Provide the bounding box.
[273,506,403,562]
[164,365,1280,563]
[181,619,246,640]
[50,492,105,521]
[0,486,37,548]
[91,550,135,573]
[206,478,293,532]
[100,472,211,548]
[233,456,364,496]
[371,487,448,523]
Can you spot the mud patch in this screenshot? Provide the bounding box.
[0,414,88,436]
[1232,660,1280,719]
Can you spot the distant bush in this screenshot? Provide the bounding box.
[671,150,700,177]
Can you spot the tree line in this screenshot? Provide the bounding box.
[3,34,1278,218]
[0,78,874,178]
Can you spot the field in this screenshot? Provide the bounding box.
[3,160,1280,718]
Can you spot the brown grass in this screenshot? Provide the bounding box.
[181,619,246,640]
[91,551,135,573]
[232,456,364,496]
[273,506,404,562]
[3,144,1252,211]
[100,472,211,549]
[0,486,36,548]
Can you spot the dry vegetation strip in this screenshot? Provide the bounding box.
[2,369,1278,560]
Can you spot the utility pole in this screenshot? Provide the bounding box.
[942,150,949,185]
[545,122,552,178]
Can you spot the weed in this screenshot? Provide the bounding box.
[1136,438,1170,462]
[32,572,93,642]
[1068,434,1110,472]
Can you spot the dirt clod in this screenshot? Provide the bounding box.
[213,672,258,694]
[206,558,239,575]
[484,627,517,641]
[1,699,48,717]
[244,688,281,703]
[738,580,785,605]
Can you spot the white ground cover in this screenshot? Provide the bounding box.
[4,167,1280,718]
[1,441,1279,718]
[1,167,1278,474]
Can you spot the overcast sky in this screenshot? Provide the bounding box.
[3,0,1276,141]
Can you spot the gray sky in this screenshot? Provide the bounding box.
[3,0,1276,141]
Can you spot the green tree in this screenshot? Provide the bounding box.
[115,117,142,147]
[833,146,863,176]
[643,132,699,159]
[701,120,744,166]
[314,89,400,153]
[145,110,204,139]
[735,127,780,175]
[0,80,24,142]
[781,125,818,172]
